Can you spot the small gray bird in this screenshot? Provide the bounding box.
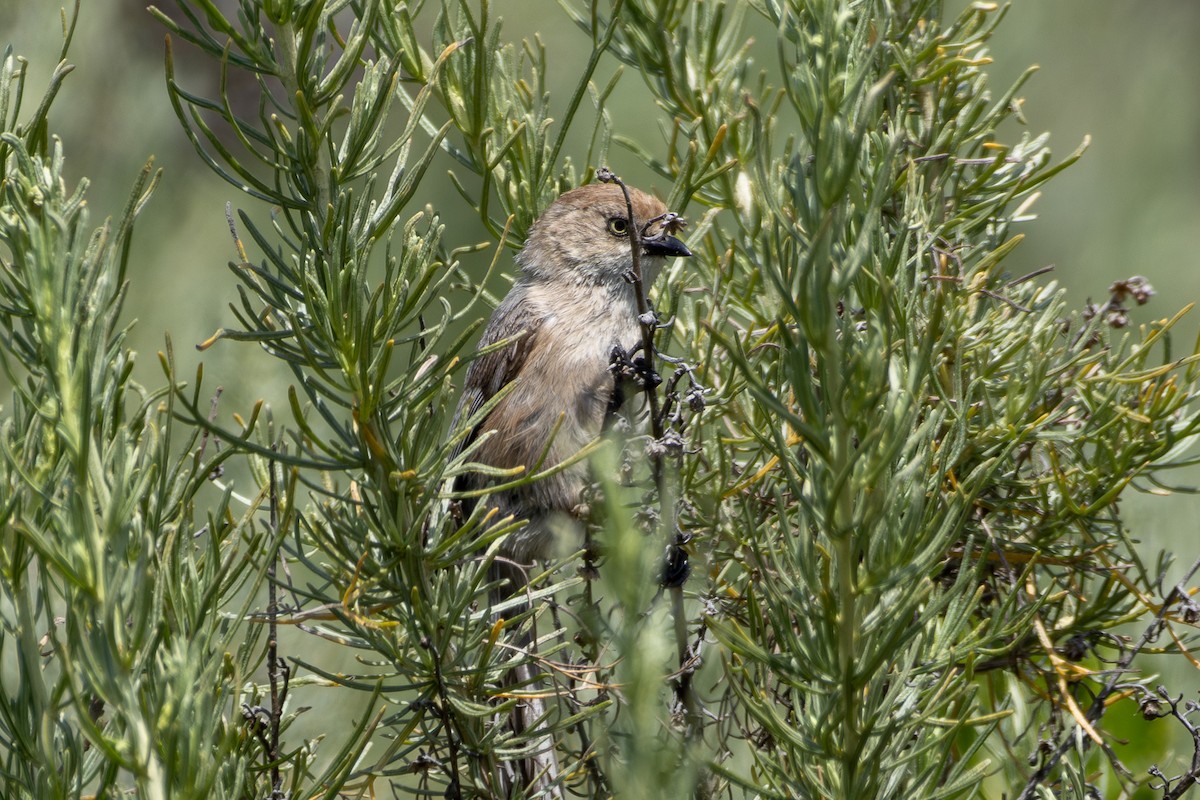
[453,182,691,584]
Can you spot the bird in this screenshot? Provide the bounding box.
[452,181,692,591]
[450,181,689,798]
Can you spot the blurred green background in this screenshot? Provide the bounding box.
[3,1,1199,794]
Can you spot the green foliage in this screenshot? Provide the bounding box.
[0,28,265,800]
[3,1,1200,799]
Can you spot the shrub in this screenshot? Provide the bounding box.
[2,1,1199,798]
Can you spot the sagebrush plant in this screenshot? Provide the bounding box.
[3,1,1200,799]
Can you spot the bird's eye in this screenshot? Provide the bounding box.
[606,217,629,236]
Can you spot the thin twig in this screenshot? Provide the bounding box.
[1016,554,1200,800]
[1006,265,1055,287]
[196,387,224,480]
[1127,685,1200,799]
[596,168,665,456]
[595,168,701,737]
[267,451,283,797]
[978,287,1033,314]
[912,152,1021,165]
[423,636,464,799]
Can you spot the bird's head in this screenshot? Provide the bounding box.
[516,183,691,287]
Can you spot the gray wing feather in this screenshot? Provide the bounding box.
[450,290,544,462]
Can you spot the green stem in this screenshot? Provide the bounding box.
[835,532,859,791]
[827,325,860,793]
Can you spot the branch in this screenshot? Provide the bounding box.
[595,167,702,737]
[1017,555,1200,800]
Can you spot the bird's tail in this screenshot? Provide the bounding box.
[490,558,564,799]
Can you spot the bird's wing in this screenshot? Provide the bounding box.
[449,294,545,463]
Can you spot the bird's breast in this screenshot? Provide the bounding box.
[529,286,640,427]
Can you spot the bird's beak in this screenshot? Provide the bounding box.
[643,234,692,258]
